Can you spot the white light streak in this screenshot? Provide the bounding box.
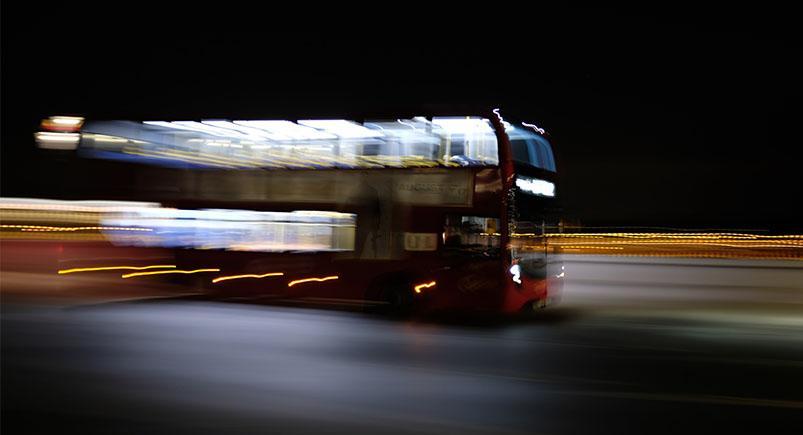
[509,264,522,285]
[233,120,337,140]
[515,176,555,197]
[35,132,80,150]
[298,119,384,139]
[522,122,545,135]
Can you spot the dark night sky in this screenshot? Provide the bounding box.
[2,5,801,231]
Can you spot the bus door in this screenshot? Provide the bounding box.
[442,215,503,309]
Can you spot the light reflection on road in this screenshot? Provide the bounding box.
[2,256,803,434]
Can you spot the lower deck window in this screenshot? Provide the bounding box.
[443,215,500,257]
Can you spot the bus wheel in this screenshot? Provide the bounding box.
[523,299,547,315]
[381,282,414,315]
[190,275,218,298]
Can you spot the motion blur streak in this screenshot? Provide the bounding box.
[1,197,356,253]
[58,265,176,275]
[0,197,160,212]
[287,276,339,287]
[103,208,356,252]
[33,132,80,147]
[413,281,437,293]
[542,232,803,260]
[39,115,84,131]
[4,255,803,435]
[212,272,285,284]
[3,225,152,232]
[0,198,162,242]
[121,268,220,279]
[559,246,626,250]
[546,232,803,240]
[80,117,501,169]
[522,121,546,135]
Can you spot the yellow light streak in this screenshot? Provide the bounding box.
[2,225,151,232]
[414,281,437,293]
[59,265,176,275]
[544,232,803,240]
[533,232,803,260]
[287,276,339,287]
[122,268,220,279]
[212,272,284,284]
[558,246,626,250]
[0,202,155,213]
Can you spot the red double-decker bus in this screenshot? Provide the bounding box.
[33,110,563,313]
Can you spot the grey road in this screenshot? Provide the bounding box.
[3,256,803,434]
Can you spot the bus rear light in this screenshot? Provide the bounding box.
[35,132,80,150]
[413,281,436,294]
[40,116,84,132]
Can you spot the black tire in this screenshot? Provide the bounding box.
[379,280,414,316]
[520,299,546,316]
[190,275,221,298]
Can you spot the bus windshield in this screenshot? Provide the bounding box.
[507,125,556,172]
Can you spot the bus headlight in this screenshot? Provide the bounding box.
[509,264,521,285]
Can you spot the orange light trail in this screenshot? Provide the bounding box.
[2,225,152,232]
[212,272,284,284]
[287,276,339,287]
[414,281,436,293]
[122,268,220,279]
[58,265,176,275]
[537,232,803,260]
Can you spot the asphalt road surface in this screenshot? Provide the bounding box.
[3,256,803,434]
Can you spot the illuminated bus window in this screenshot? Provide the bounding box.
[78,118,499,170]
[102,208,356,253]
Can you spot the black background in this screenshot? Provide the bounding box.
[2,4,800,231]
